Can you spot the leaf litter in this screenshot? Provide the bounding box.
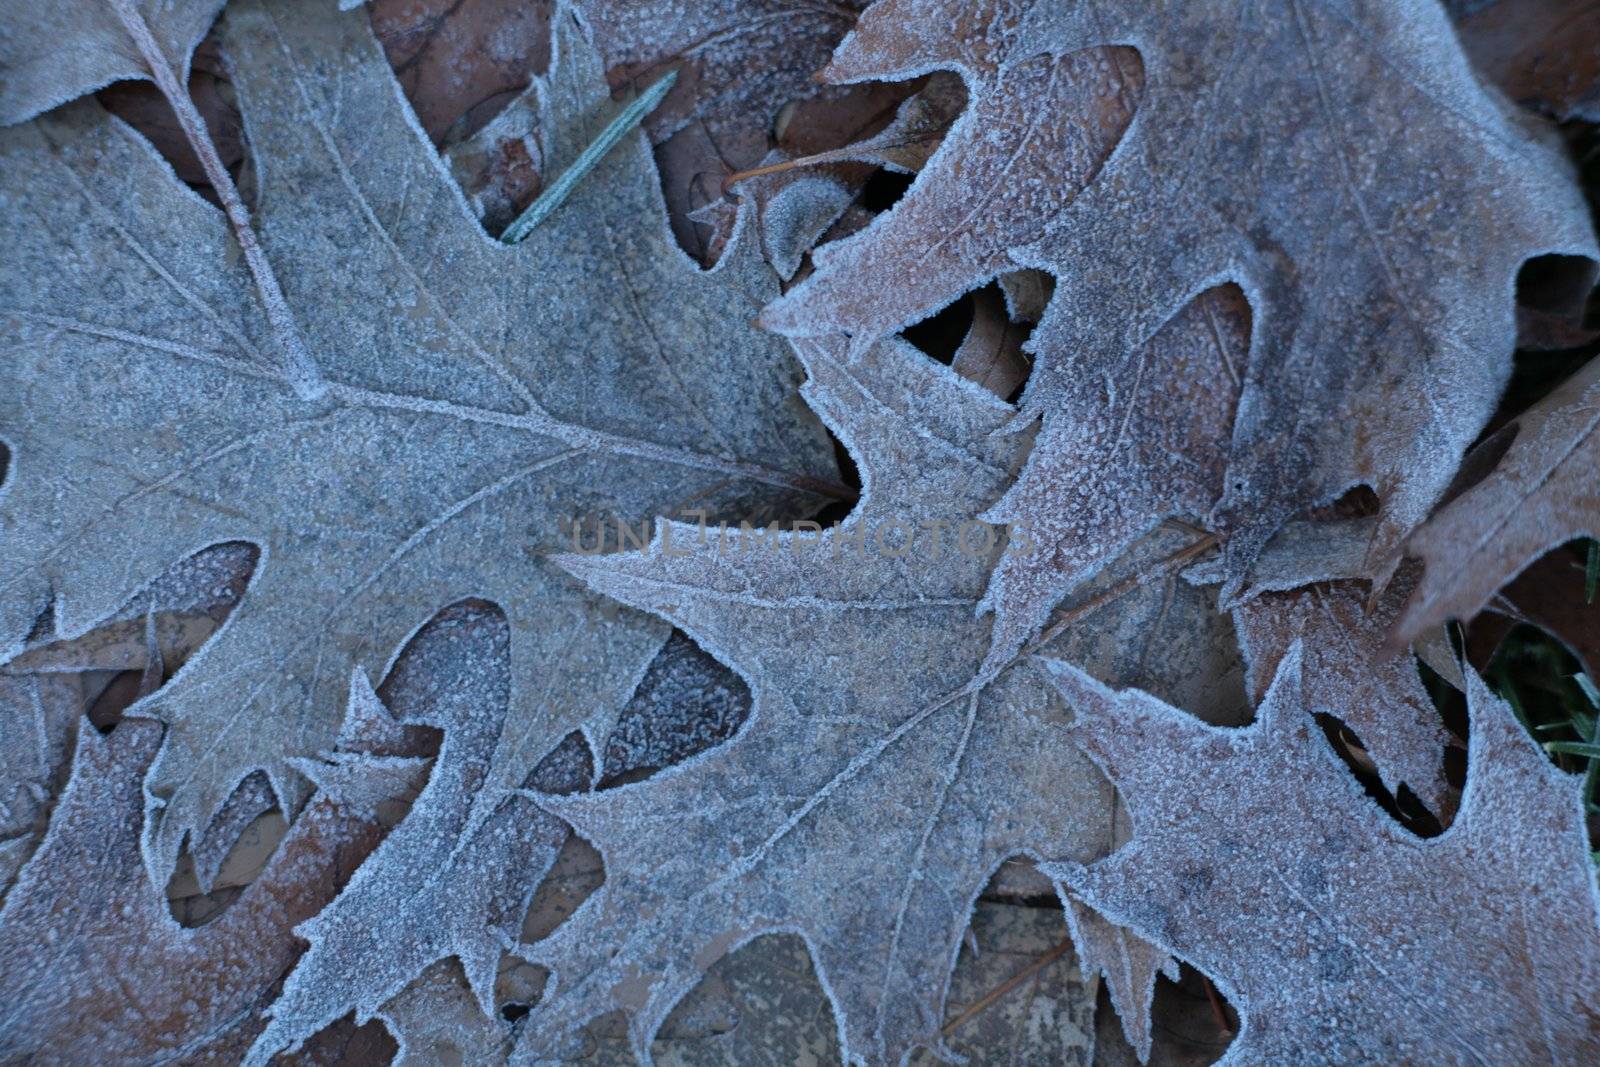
[0,0,837,891]
[2,0,1600,1064]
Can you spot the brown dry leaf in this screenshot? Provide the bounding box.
[822,70,965,174]
[949,287,1030,401]
[1464,542,1600,680]
[0,702,413,1062]
[1451,0,1600,120]
[1044,650,1600,1064]
[368,0,555,145]
[766,0,1597,619]
[1232,570,1456,819]
[573,0,883,259]
[575,0,863,150]
[95,38,242,200]
[1396,354,1600,646]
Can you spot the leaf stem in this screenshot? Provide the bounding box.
[1026,533,1221,659]
[108,0,324,401]
[720,132,938,194]
[940,938,1073,1036]
[500,68,678,244]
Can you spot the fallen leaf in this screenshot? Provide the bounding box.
[1451,0,1600,120]
[949,287,1030,401]
[0,0,837,887]
[0,542,255,899]
[1232,571,1456,819]
[0,701,409,1061]
[521,336,1243,1064]
[1044,647,1600,1064]
[246,603,592,1064]
[977,284,1248,674]
[574,0,868,220]
[1396,354,1600,646]
[0,0,224,125]
[766,0,1597,605]
[368,0,555,145]
[599,630,750,784]
[1463,542,1600,681]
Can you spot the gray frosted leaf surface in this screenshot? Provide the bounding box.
[1233,571,1455,820]
[247,603,593,1064]
[1042,652,1600,1065]
[978,284,1248,674]
[522,337,1236,1065]
[0,0,225,125]
[767,0,1596,605]
[0,0,836,885]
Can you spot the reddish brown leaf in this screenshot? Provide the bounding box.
[1397,354,1600,646]
[0,715,399,1062]
[1452,0,1600,120]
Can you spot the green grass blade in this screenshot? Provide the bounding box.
[501,69,679,245]
[1579,673,1600,710]
[1544,740,1600,758]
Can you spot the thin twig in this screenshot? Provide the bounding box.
[1025,533,1221,659]
[941,938,1074,1036]
[108,0,323,400]
[721,134,937,194]
[722,150,847,192]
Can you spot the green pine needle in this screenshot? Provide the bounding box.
[501,69,679,245]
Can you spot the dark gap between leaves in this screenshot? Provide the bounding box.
[901,293,977,366]
[1516,253,1598,315]
[1094,960,1236,1062]
[860,167,914,213]
[806,429,863,530]
[87,669,148,734]
[1312,712,1444,838]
